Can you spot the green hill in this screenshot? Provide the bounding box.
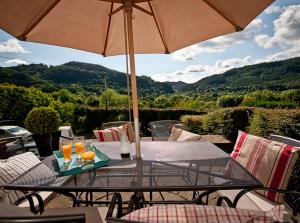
[1,57,299,95]
[0,61,174,95]
[182,57,300,93]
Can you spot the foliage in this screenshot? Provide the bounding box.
[0,61,174,96]
[86,95,99,106]
[25,107,61,134]
[50,100,75,126]
[154,95,172,108]
[280,89,300,106]
[100,88,118,109]
[181,107,254,142]
[248,109,300,139]
[241,90,297,108]
[217,94,243,107]
[0,84,52,124]
[184,57,300,93]
[180,115,205,134]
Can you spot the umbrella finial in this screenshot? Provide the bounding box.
[124,0,134,12]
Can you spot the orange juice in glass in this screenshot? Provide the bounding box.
[62,144,72,163]
[73,136,85,159]
[75,142,85,159]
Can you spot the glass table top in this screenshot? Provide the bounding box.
[4,141,262,192]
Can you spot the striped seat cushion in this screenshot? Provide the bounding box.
[231,131,300,203]
[0,152,40,204]
[122,204,285,223]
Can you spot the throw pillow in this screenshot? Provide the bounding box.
[0,152,40,204]
[231,131,300,203]
[94,125,129,142]
[177,130,201,141]
[168,126,182,141]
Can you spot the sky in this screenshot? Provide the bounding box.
[0,0,299,84]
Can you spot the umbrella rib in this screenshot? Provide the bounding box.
[17,0,61,40]
[133,4,153,16]
[109,5,124,16]
[201,0,243,32]
[148,1,169,54]
[103,3,114,56]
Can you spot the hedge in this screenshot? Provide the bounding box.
[248,109,300,139]
[181,107,300,142]
[73,106,206,135]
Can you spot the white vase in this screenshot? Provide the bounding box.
[120,129,130,156]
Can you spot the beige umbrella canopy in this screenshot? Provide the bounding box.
[0,0,273,157]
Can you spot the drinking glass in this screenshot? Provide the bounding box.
[62,140,72,163]
[74,136,85,159]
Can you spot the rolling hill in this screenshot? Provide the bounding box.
[182,57,300,93]
[0,57,299,95]
[0,61,174,95]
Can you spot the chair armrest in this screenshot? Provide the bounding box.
[15,192,44,214]
[217,187,300,216]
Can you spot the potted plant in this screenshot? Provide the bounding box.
[25,107,61,156]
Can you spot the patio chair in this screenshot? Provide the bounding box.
[148,120,186,141]
[0,136,25,159]
[210,131,300,222]
[0,152,56,210]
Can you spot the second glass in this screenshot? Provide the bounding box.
[74,136,85,159]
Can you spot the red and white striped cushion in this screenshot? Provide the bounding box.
[122,204,285,223]
[94,123,135,142]
[231,131,300,203]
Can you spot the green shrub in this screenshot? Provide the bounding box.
[0,84,52,124]
[50,101,75,126]
[180,115,205,134]
[241,100,297,108]
[25,107,61,134]
[181,107,253,141]
[217,95,243,107]
[248,109,300,139]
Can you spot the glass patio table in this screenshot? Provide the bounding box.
[3,141,262,207]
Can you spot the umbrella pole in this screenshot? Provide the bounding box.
[125,3,141,158]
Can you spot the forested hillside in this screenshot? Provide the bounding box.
[0,57,299,95]
[183,57,300,93]
[0,61,174,95]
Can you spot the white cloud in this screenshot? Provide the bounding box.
[255,5,300,60]
[0,39,29,53]
[171,18,263,62]
[5,59,28,65]
[265,5,281,14]
[150,56,252,83]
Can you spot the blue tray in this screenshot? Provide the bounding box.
[53,146,110,176]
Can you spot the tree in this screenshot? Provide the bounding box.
[217,95,243,107]
[0,84,52,124]
[154,95,171,108]
[86,95,100,106]
[100,88,118,110]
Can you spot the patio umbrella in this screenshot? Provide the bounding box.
[0,0,273,158]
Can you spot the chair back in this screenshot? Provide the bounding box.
[149,120,186,141]
[269,134,300,147]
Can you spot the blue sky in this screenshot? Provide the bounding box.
[0,0,299,83]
